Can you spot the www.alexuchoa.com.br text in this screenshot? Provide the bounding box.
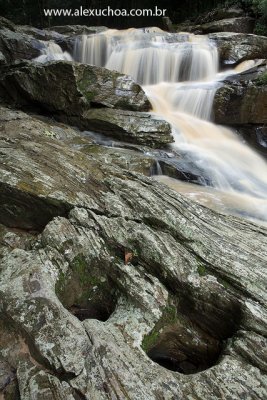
[43,6,167,18]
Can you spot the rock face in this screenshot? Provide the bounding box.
[202,17,255,34]
[0,51,6,65]
[214,83,267,124]
[234,125,267,156]
[176,8,254,35]
[194,6,245,24]
[213,59,267,151]
[16,25,67,41]
[0,105,267,399]
[0,61,173,147]
[0,28,43,63]
[209,32,267,64]
[80,108,173,147]
[48,25,108,35]
[0,61,150,112]
[213,65,267,125]
[0,16,16,31]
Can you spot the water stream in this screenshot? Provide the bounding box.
[43,28,267,224]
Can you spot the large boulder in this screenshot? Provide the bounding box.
[214,84,267,124]
[234,124,267,156]
[16,25,67,41]
[0,17,16,31]
[0,105,267,399]
[0,61,150,112]
[48,25,108,35]
[79,108,173,147]
[202,17,255,34]
[195,6,245,24]
[209,32,267,64]
[213,66,267,125]
[0,28,43,63]
[0,61,174,147]
[176,8,250,34]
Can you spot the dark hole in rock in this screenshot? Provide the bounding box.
[145,322,223,374]
[148,353,199,374]
[69,303,115,322]
[143,297,241,375]
[0,182,69,231]
[56,254,117,322]
[151,156,213,187]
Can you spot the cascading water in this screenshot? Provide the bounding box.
[35,42,73,63]
[74,28,267,224]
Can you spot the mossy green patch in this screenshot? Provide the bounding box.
[71,254,90,285]
[83,90,97,103]
[142,330,160,353]
[217,277,231,289]
[77,70,97,103]
[55,253,111,309]
[81,144,103,155]
[256,71,267,86]
[71,255,105,303]
[141,301,178,353]
[55,270,66,297]
[197,264,207,276]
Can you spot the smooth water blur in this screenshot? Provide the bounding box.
[74,28,218,84]
[73,28,267,223]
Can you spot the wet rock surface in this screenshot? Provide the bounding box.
[209,32,267,64]
[234,124,267,156]
[0,28,43,63]
[214,83,267,124]
[0,60,150,112]
[202,17,255,34]
[79,108,173,147]
[213,64,267,125]
[0,105,267,399]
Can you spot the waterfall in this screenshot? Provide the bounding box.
[74,29,218,84]
[74,28,267,223]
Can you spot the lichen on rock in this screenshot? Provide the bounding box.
[0,104,267,399]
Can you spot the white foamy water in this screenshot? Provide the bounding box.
[74,28,267,223]
[35,42,73,63]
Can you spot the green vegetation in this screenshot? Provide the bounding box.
[71,255,109,303]
[141,302,178,352]
[217,277,231,289]
[142,330,160,352]
[256,71,267,85]
[55,254,105,303]
[223,1,267,35]
[253,0,267,16]
[55,270,66,296]
[197,264,207,276]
